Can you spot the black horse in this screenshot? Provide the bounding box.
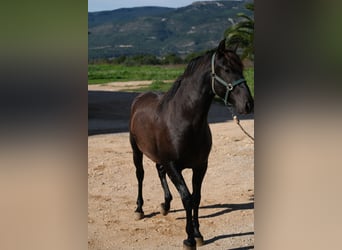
[129,40,254,249]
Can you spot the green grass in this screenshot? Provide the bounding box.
[244,68,254,97]
[88,64,185,84]
[88,64,254,97]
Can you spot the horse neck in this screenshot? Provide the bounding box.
[168,59,214,124]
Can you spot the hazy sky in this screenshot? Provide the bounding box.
[88,0,200,12]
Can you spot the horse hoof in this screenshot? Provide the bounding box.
[134,212,144,220]
[160,203,169,216]
[183,244,196,250]
[195,236,204,246]
[183,239,196,250]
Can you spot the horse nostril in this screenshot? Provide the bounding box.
[246,101,254,113]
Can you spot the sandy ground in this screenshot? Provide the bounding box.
[88,81,154,92]
[88,82,254,250]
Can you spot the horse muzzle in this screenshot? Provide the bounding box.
[245,100,254,114]
[237,99,254,114]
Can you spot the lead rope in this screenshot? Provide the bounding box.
[233,115,254,142]
[227,106,254,142]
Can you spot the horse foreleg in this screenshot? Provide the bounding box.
[192,162,208,246]
[165,162,196,250]
[156,164,173,215]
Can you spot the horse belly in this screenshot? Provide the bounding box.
[160,125,212,167]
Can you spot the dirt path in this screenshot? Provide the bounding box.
[88,81,153,92]
[88,82,254,249]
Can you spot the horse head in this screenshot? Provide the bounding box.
[211,39,254,114]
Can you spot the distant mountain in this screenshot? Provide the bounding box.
[88,0,253,59]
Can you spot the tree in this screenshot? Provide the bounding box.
[224,3,254,61]
[163,53,183,65]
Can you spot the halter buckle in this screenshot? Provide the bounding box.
[227,83,233,91]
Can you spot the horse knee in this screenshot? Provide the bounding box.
[181,195,193,210]
[135,168,144,179]
[192,194,201,207]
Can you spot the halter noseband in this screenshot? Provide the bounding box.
[211,52,246,106]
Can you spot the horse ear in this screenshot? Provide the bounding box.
[225,40,239,52]
[217,39,227,53]
[230,43,239,52]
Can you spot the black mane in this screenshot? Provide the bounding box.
[159,48,244,106]
[161,52,213,104]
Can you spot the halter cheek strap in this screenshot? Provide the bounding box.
[211,52,246,106]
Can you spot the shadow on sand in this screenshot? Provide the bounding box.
[141,201,254,248]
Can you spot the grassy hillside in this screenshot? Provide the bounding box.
[88,0,253,59]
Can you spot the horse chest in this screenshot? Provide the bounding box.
[156,125,212,165]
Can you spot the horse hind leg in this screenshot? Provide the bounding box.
[192,163,208,247]
[156,164,173,215]
[130,135,145,220]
